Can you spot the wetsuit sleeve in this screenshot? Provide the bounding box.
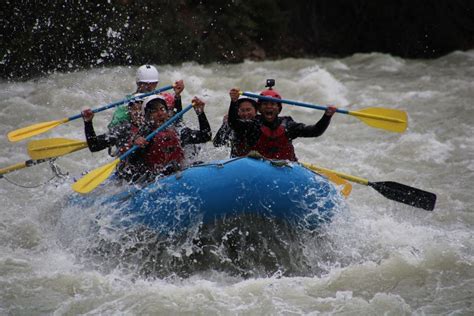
[213,122,232,147]
[286,114,332,139]
[227,101,241,130]
[84,121,112,152]
[172,95,184,124]
[174,95,183,113]
[180,112,212,145]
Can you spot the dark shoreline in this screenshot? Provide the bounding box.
[2,0,474,80]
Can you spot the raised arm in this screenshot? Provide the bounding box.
[82,109,113,152]
[287,106,337,139]
[180,96,212,145]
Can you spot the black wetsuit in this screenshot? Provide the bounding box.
[213,121,233,148]
[84,120,136,154]
[84,120,145,181]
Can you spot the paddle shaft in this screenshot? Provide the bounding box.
[242,91,345,112]
[301,162,352,197]
[119,104,194,161]
[304,164,369,185]
[0,159,50,178]
[7,85,175,142]
[66,85,174,121]
[241,92,405,124]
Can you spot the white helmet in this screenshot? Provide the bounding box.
[237,95,258,108]
[143,95,168,112]
[136,65,159,83]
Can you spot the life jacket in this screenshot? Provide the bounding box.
[254,120,297,161]
[115,124,140,156]
[143,127,184,172]
[231,136,252,157]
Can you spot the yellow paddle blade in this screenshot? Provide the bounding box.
[349,107,408,133]
[302,162,352,198]
[27,138,88,160]
[72,159,120,194]
[7,118,69,142]
[303,163,369,185]
[0,162,27,176]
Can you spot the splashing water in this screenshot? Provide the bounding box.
[1,51,473,314]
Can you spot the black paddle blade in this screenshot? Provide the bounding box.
[369,181,436,211]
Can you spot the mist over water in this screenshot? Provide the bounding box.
[1,51,473,314]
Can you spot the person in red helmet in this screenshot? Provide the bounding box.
[160,92,177,113]
[227,81,337,161]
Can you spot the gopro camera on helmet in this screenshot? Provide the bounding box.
[265,79,275,88]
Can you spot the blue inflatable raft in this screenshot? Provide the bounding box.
[73,157,344,235]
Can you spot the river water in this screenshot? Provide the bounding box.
[1,51,473,314]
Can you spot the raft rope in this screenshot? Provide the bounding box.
[189,156,245,169]
[189,152,292,170]
[1,159,69,188]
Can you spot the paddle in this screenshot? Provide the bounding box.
[302,162,436,211]
[28,138,88,160]
[72,103,194,194]
[0,159,50,178]
[302,163,352,197]
[7,85,174,142]
[241,91,408,133]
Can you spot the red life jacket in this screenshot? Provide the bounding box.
[254,121,297,161]
[130,125,139,135]
[118,124,140,155]
[144,128,184,172]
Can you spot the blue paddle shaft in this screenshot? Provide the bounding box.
[67,85,174,121]
[242,91,349,114]
[119,104,193,160]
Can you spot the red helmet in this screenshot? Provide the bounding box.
[259,88,282,100]
[259,88,282,112]
[160,92,175,111]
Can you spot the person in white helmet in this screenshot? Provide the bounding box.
[213,94,258,157]
[108,64,184,128]
[131,94,212,182]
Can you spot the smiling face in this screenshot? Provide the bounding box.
[259,101,280,122]
[238,101,257,120]
[146,101,169,126]
[137,82,158,93]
